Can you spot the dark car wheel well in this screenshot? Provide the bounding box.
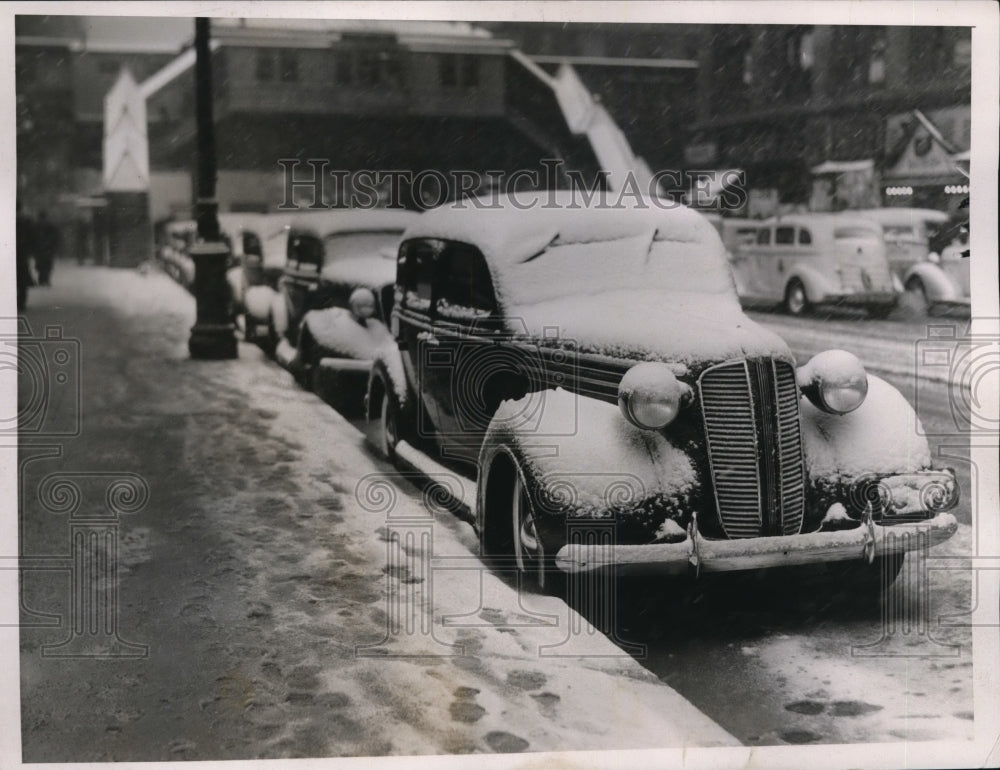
[480,450,517,557]
[367,370,387,424]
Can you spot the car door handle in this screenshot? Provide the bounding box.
[416,331,440,346]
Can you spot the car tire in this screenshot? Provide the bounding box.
[378,388,402,462]
[905,276,931,316]
[264,317,279,357]
[244,316,257,343]
[827,552,905,596]
[784,279,809,316]
[481,449,562,594]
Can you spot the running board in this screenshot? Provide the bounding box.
[394,440,477,514]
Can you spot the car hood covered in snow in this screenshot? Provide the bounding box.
[506,289,793,369]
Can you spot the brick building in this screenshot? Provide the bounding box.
[688,25,971,214]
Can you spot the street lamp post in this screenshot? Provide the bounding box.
[188,17,237,360]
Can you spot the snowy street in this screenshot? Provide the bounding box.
[15,264,736,761]
[13,263,976,759]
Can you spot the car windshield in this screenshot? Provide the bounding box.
[495,229,734,308]
[323,231,401,262]
[883,224,920,242]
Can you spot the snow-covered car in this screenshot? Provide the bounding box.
[854,207,966,313]
[219,212,267,317]
[251,209,417,409]
[157,219,198,287]
[366,193,958,592]
[734,213,899,318]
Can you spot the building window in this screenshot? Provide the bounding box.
[440,54,478,88]
[355,49,401,88]
[953,37,971,67]
[280,51,299,82]
[335,51,353,85]
[256,51,274,81]
[868,37,886,84]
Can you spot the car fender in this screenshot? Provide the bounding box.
[800,374,932,484]
[903,262,959,302]
[270,290,289,337]
[301,308,393,360]
[785,265,836,302]
[478,388,701,545]
[244,285,277,324]
[367,342,410,417]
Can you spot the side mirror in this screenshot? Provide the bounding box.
[349,287,377,321]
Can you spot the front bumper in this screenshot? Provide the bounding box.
[555,511,958,575]
[554,467,960,576]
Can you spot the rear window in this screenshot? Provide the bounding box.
[436,244,496,320]
[775,226,795,245]
[243,232,262,257]
[323,231,401,262]
[399,240,441,312]
[288,233,324,270]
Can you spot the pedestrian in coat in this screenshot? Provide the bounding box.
[16,203,37,311]
[35,210,61,286]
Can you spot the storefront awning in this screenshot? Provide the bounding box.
[810,159,874,175]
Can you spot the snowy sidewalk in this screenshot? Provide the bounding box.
[16,262,737,761]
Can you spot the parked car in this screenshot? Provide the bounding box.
[703,216,765,297]
[732,213,899,317]
[219,212,267,318]
[366,193,958,592]
[934,233,971,310]
[854,207,966,313]
[157,219,198,287]
[249,209,416,409]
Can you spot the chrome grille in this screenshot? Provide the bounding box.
[699,359,805,539]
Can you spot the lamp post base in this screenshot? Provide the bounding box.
[187,240,238,360]
[189,323,238,360]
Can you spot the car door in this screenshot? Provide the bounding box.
[723,222,757,298]
[745,225,774,300]
[764,224,799,298]
[395,239,444,441]
[281,230,325,343]
[425,243,504,463]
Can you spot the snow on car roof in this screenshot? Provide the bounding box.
[852,208,950,226]
[283,208,418,237]
[403,191,735,306]
[757,212,884,239]
[257,209,417,267]
[403,192,791,364]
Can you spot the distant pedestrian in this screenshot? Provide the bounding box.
[35,210,61,286]
[75,217,91,265]
[16,203,37,311]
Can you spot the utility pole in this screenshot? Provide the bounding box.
[188,17,237,360]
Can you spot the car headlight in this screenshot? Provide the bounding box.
[796,349,868,415]
[618,362,691,430]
